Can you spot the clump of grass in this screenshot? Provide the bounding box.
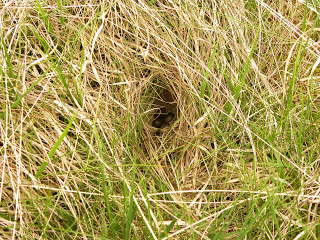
[1,0,320,239]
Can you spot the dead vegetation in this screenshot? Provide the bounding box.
[1,0,320,239]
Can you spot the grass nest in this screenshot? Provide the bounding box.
[1,0,320,239]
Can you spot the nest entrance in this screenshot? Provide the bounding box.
[141,80,179,136]
[151,87,177,129]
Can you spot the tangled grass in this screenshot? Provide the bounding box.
[1,0,320,239]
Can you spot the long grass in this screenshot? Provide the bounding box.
[1,0,320,239]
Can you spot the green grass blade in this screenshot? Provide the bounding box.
[236,196,272,239]
[234,29,259,101]
[34,0,53,34]
[35,111,78,178]
[125,163,137,240]
[56,0,65,26]
[160,209,182,239]
[201,42,218,98]
[11,63,55,109]
[1,32,16,80]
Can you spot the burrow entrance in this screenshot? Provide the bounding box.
[143,77,179,136]
[151,87,177,129]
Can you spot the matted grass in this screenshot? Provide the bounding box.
[1,0,320,239]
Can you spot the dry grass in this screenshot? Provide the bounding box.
[1,0,320,239]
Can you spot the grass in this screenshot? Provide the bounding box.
[1,0,320,239]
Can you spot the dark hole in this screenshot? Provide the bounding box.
[20,47,26,55]
[199,158,207,168]
[153,111,161,119]
[35,64,44,75]
[57,46,63,54]
[204,14,212,24]
[67,131,76,138]
[57,114,68,124]
[79,43,83,51]
[102,54,110,65]
[68,102,75,107]
[211,142,215,149]
[160,107,167,114]
[266,153,273,159]
[155,130,161,136]
[0,141,3,147]
[114,4,121,12]
[60,202,68,210]
[141,68,151,78]
[216,160,223,167]
[226,196,231,201]
[90,80,100,88]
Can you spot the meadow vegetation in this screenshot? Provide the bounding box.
[1,0,320,239]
